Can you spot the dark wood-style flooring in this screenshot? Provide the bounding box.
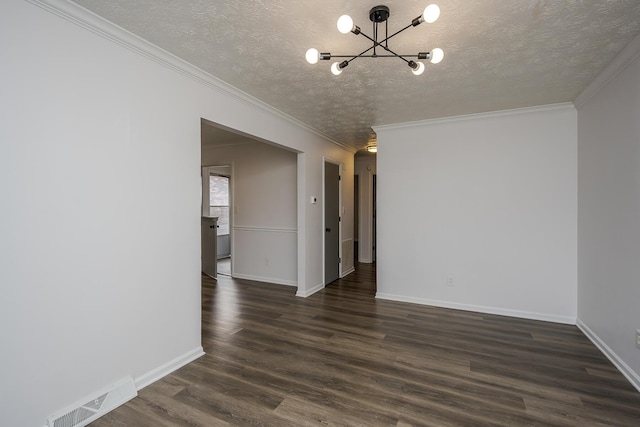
[94,263,640,426]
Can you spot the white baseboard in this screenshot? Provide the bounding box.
[375,293,576,325]
[341,266,355,277]
[577,319,640,393]
[135,346,204,390]
[232,273,297,287]
[41,348,204,427]
[44,377,137,427]
[297,282,324,298]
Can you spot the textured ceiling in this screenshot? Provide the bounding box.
[72,0,640,151]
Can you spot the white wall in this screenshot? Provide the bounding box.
[202,140,298,285]
[374,105,577,323]
[0,1,353,426]
[576,35,640,390]
[355,154,377,263]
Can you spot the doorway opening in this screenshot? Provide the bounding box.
[203,165,232,276]
[201,119,302,291]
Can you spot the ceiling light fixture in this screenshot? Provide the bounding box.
[306,4,444,76]
[367,145,378,153]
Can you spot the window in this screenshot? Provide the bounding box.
[209,175,229,235]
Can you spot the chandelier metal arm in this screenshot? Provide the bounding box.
[337,44,378,65]
[329,54,422,58]
[355,30,412,64]
[377,23,413,46]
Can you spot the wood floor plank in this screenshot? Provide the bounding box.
[91,263,640,426]
[91,402,175,427]
[273,396,374,427]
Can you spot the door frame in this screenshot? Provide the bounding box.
[322,157,342,285]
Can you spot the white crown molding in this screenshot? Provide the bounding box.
[372,103,575,133]
[574,32,640,109]
[24,0,356,154]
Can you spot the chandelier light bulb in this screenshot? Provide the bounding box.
[430,48,444,64]
[423,4,440,24]
[337,15,354,34]
[305,48,320,64]
[331,62,343,75]
[411,61,425,76]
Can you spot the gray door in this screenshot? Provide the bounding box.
[324,162,340,284]
[201,217,217,278]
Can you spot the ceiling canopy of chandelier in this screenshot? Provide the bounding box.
[305,4,444,76]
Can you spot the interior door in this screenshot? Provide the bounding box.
[373,174,376,263]
[324,161,340,284]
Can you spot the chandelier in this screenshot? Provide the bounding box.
[305,4,444,76]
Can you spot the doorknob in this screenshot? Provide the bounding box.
[325,228,331,232]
